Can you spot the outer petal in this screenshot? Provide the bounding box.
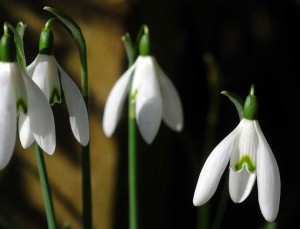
[229,166,256,203]
[27,55,39,77]
[23,73,56,155]
[29,54,62,105]
[193,122,242,206]
[18,113,35,148]
[58,64,90,146]
[102,63,136,137]
[255,121,280,222]
[155,58,183,132]
[132,56,162,144]
[0,65,17,169]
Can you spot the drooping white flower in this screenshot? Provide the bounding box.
[0,61,56,169]
[102,55,184,144]
[193,86,280,222]
[26,54,89,146]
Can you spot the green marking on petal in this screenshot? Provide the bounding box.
[131,89,138,101]
[235,155,256,173]
[50,87,61,105]
[17,98,28,114]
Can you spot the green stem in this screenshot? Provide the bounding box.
[35,143,57,229]
[128,98,138,229]
[197,52,221,229]
[81,41,92,229]
[82,139,92,229]
[123,31,138,229]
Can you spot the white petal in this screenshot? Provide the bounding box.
[155,59,183,132]
[18,113,35,148]
[58,65,90,146]
[102,63,136,137]
[133,56,162,144]
[0,65,17,169]
[255,121,280,222]
[29,54,61,105]
[23,73,56,154]
[9,63,28,114]
[193,122,242,206]
[229,166,256,203]
[27,55,38,77]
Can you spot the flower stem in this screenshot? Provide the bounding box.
[128,98,138,229]
[123,31,138,229]
[81,42,92,229]
[82,140,92,229]
[197,52,221,229]
[35,143,57,229]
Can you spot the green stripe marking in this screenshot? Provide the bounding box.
[235,155,256,173]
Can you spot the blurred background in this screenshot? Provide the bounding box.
[0,0,299,229]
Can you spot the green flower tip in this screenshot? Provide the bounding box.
[243,84,258,120]
[39,27,54,55]
[0,24,16,62]
[139,24,150,56]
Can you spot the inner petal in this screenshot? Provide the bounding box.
[231,119,258,173]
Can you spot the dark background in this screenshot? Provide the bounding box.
[1,0,299,229]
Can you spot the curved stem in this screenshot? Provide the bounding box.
[35,143,57,229]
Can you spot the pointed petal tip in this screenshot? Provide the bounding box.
[139,123,159,145]
[40,140,56,155]
[193,191,211,207]
[192,195,203,207]
[103,121,115,138]
[261,206,279,222]
[143,135,155,144]
[175,123,183,132]
[78,135,90,146]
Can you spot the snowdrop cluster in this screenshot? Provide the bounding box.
[0,23,89,170]
[0,15,281,225]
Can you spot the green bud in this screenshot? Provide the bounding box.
[0,33,16,62]
[39,28,54,54]
[139,26,150,56]
[243,84,258,120]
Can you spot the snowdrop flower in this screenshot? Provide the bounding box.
[193,85,280,222]
[102,28,183,144]
[0,29,56,169]
[26,26,89,146]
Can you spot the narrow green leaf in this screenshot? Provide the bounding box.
[16,21,27,40]
[122,33,135,66]
[43,6,85,58]
[43,6,88,96]
[5,22,26,70]
[221,90,244,120]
